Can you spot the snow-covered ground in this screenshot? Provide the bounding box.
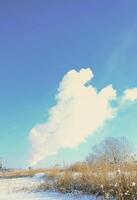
[0,176,104,200]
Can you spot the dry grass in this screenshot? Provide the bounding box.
[54,162,137,199]
[0,167,61,179]
[46,167,61,179]
[56,167,114,197]
[0,168,47,178]
[2,162,137,199]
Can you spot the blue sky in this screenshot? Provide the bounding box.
[0,0,137,168]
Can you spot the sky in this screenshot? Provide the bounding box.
[0,0,137,168]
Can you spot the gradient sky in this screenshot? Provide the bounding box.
[0,0,137,168]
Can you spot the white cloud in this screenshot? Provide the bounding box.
[28,68,117,166]
[123,88,137,102]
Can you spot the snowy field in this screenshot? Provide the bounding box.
[0,176,104,200]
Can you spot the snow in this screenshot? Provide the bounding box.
[33,173,47,180]
[0,177,104,200]
[0,191,101,200]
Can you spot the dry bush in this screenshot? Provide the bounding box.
[114,169,137,200]
[46,167,60,179]
[52,137,137,199]
[56,171,75,193]
[68,162,89,173]
[54,162,137,199]
[56,164,114,197]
